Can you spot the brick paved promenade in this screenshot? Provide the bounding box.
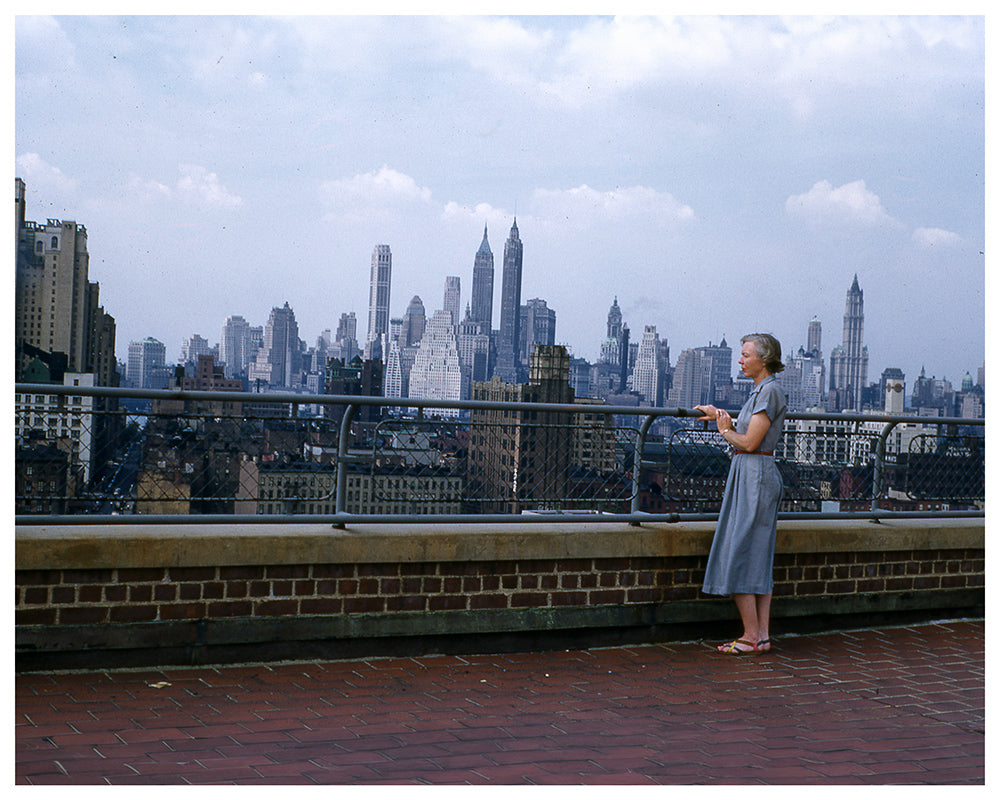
[15,619,984,785]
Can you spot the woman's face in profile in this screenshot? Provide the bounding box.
[738,343,766,381]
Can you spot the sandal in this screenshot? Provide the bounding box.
[757,638,771,652]
[718,638,759,655]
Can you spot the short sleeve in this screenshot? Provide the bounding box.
[751,381,786,422]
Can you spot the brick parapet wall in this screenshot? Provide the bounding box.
[16,549,983,628]
[15,557,685,627]
[15,519,984,667]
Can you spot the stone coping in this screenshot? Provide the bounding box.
[15,518,985,571]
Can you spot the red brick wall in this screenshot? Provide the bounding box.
[773,549,985,597]
[15,548,983,627]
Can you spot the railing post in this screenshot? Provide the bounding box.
[871,421,897,520]
[334,403,359,529]
[629,413,657,524]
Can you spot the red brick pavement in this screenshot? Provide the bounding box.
[15,619,984,785]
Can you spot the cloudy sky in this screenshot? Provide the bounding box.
[14,11,985,391]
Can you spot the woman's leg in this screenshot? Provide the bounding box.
[733,593,760,641]
[718,593,759,652]
[719,592,772,652]
[755,593,772,650]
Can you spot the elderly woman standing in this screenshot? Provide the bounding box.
[695,333,787,655]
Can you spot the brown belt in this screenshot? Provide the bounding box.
[733,450,773,455]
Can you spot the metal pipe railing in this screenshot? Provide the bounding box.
[630,413,658,518]
[14,383,984,526]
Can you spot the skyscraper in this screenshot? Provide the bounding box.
[15,178,117,386]
[249,302,301,389]
[443,276,461,327]
[599,298,624,363]
[220,315,255,379]
[402,295,427,348]
[495,219,523,383]
[694,339,731,406]
[519,298,556,364]
[630,325,664,405]
[786,318,825,411]
[829,275,869,411]
[366,244,392,357]
[336,311,357,343]
[180,334,213,370]
[667,348,703,410]
[127,337,167,389]
[469,345,575,513]
[598,298,630,393]
[457,305,493,395]
[324,355,383,426]
[807,316,822,355]
[383,338,404,402]
[333,312,360,363]
[407,309,463,417]
[470,225,494,331]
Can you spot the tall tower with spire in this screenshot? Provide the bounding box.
[598,297,631,392]
[606,297,623,341]
[470,225,494,331]
[599,297,624,362]
[828,274,869,411]
[494,219,523,383]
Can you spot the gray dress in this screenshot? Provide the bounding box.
[701,375,787,596]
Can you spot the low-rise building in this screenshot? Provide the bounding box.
[236,460,463,516]
[15,370,95,487]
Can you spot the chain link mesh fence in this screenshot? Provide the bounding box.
[15,389,985,518]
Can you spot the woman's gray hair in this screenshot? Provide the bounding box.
[741,333,785,374]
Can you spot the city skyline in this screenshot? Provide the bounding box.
[14,14,985,386]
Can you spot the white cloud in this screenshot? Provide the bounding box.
[125,173,172,203]
[429,16,552,93]
[176,165,243,209]
[180,18,278,86]
[441,201,509,228]
[15,16,76,74]
[446,16,737,108]
[912,227,963,248]
[530,184,695,227]
[558,16,733,87]
[438,16,983,114]
[320,166,434,222]
[785,179,896,228]
[15,152,78,197]
[113,165,241,210]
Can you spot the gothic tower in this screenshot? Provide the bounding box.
[495,219,523,383]
[470,224,494,331]
[829,274,869,411]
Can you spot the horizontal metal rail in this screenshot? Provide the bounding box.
[15,382,981,426]
[16,509,988,527]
